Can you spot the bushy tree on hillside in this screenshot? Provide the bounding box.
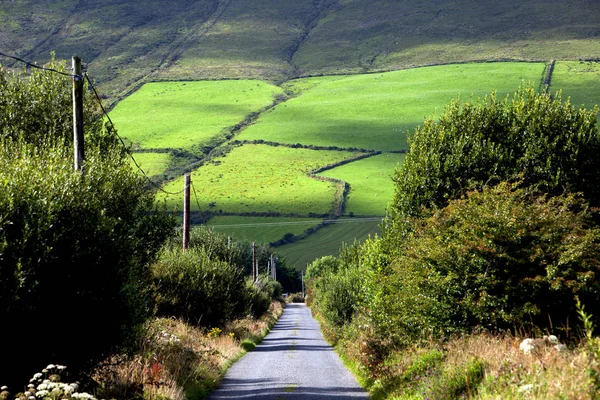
[374,183,600,344]
[386,85,600,237]
[0,59,174,387]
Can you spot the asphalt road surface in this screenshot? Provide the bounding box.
[209,303,370,399]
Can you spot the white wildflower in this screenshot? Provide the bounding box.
[37,384,48,391]
[56,365,66,371]
[35,390,49,397]
[520,338,536,354]
[29,396,36,400]
[555,343,568,353]
[42,380,50,384]
[28,384,35,389]
[518,384,534,392]
[46,364,56,370]
[33,373,43,379]
[69,383,79,391]
[546,335,559,345]
[1,386,8,391]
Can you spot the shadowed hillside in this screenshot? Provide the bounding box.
[1,0,599,98]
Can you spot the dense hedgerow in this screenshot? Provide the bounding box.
[152,247,247,326]
[386,85,600,237]
[373,183,600,345]
[0,59,175,387]
[152,227,292,325]
[307,86,600,397]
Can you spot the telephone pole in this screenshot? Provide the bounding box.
[72,56,84,171]
[183,173,191,251]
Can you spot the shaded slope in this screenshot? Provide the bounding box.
[294,0,600,75]
[2,0,599,97]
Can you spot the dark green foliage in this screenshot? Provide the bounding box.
[388,85,600,236]
[151,247,247,326]
[0,57,115,152]
[305,255,340,280]
[0,63,175,386]
[308,245,368,328]
[377,183,600,343]
[243,281,272,318]
[154,227,294,322]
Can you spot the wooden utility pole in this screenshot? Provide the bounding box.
[271,254,276,280]
[72,56,84,171]
[251,242,256,282]
[183,173,191,251]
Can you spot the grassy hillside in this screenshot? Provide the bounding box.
[159,144,359,215]
[319,153,405,216]
[110,80,283,151]
[551,61,600,110]
[1,0,598,98]
[206,216,322,244]
[276,218,381,269]
[237,62,546,150]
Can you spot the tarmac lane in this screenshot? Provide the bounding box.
[208,303,370,399]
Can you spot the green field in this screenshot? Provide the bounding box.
[237,62,545,151]
[276,218,382,269]
[130,152,172,178]
[206,216,322,244]
[110,80,283,150]
[319,153,405,216]
[160,144,359,215]
[551,61,600,110]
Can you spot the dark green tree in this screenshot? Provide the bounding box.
[386,85,600,237]
[0,58,175,387]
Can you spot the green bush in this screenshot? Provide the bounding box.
[243,281,272,318]
[378,183,600,341]
[152,247,246,326]
[0,60,174,387]
[0,142,174,385]
[305,255,340,280]
[387,85,600,236]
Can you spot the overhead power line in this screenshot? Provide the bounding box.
[208,217,382,229]
[0,51,77,78]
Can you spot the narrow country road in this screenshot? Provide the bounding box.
[209,303,370,399]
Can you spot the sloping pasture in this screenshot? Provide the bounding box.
[110,80,283,150]
[159,144,360,215]
[551,61,600,111]
[236,62,546,151]
[206,216,323,244]
[318,152,405,216]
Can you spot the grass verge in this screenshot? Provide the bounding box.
[93,301,284,400]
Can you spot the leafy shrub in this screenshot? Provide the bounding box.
[243,281,271,318]
[0,59,174,386]
[305,255,340,280]
[377,183,600,342]
[0,142,174,385]
[388,85,600,236]
[152,247,246,326]
[286,293,305,303]
[263,279,283,301]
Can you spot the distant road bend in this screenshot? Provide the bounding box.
[209,303,369,399]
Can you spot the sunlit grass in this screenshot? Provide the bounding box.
[110,80,283,150]
[551,61,600,110]
[276,218,381,269]
[130,152,172,177]
[159,144,359,215]
[237,62,545,151]
[319,152,405,216]
[206,216,322,244]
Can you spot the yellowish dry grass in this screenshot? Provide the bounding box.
[93,301,284,400]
